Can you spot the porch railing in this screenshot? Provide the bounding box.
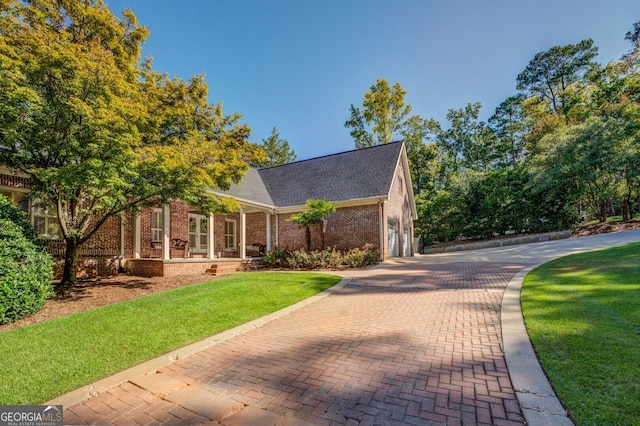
[45,240,121,258]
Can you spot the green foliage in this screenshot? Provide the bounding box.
[439,102,490,171]
[344,78,414,147]
[516,39,598,120]
[261,246,289,267]
[415,190,465,243]
[288,199,337,251]
[0,0,260,285]
[0,194,37,241]
[262,245,380,269]
[487,95,528,167]
[0,219,54,325]
[250,126,297,168]
[461,167,579,240]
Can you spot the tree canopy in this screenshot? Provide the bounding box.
[250,126,296,168]
[344,79,414,147]
[0,0,260,286]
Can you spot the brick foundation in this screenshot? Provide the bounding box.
[125,259,253,277]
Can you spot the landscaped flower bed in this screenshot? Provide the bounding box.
[262,245,381,269]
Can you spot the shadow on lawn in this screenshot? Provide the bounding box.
[54,277,153,301]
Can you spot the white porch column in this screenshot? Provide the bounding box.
[266,212,272,251]
[275,214,279,247]
[162,204,171,260]
[134,212,141,259]
[239,208,246,259]
[208,214,215,259]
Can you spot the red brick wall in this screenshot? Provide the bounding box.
[246,212,267,245]
[170,202,190,241]
[276,204,380,251]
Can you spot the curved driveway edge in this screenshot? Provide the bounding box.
[500,229,640,426]
[502,266,573,426]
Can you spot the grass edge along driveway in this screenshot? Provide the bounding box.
[522,241,640,426]
[0,272,341,405]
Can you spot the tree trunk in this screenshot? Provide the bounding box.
[60,237,80,289]
[320,219,327,250]
[598,200,608,223]
[622,193,631,221]
[305,226,311,252]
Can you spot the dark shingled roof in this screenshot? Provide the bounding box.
[222,167,274,206]
[218,141,405,208]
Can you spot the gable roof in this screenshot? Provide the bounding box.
[216,141,408,209]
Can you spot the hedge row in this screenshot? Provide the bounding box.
[262,245,380,270]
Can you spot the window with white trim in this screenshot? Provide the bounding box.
[225,219,236,249]
[31,198,61,239]
[2,190,61,239]
[189,213,208,253]
[151,208,163,241]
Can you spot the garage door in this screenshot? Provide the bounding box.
[388,221,399,257]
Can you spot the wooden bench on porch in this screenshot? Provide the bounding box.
[148,238,190,258]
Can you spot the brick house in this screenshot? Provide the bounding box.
[0,141,417,277]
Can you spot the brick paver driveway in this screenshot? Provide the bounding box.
[64,259,531,425]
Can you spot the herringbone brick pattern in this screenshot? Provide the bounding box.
[64,261,530,425]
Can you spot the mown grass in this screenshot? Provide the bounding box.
[521,242,640,425]
[0,272,341,404]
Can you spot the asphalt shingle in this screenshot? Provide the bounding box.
[220,142,404,208]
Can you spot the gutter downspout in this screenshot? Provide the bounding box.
[120,214,125,271]
[379,200,385,261]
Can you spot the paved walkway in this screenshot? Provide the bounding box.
[53,230,640,425]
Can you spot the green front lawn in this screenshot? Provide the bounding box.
[522,242,640,425]
[0,272,341,404]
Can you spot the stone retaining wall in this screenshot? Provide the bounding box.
[421,230,573,254]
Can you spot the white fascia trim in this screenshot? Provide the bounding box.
[274,196,387,214]
[207,190,276,213]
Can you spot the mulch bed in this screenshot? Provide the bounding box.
[571,219,640,237]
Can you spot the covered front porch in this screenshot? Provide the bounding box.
[126,201,274,277]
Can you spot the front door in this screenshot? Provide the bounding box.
[188,214,208,254]
[224,219,237,256]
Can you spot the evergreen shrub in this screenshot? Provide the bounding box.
[0,198,54,325]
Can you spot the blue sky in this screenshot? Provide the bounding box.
[104,0,639,160]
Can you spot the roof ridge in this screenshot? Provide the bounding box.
[258,140,404,171]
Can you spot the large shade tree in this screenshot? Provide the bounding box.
[0,0,260,287]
